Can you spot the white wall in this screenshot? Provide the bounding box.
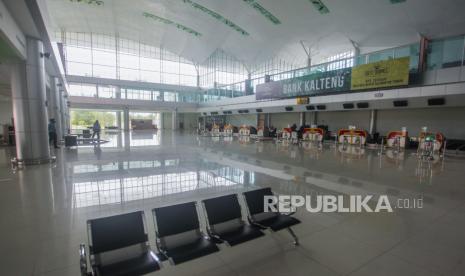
[179,112,199,129]
[317,110,371,132]
[226,114,256,126]
[270,112,300,129]
[377,107,465,139]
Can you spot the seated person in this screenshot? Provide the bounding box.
[250,126,257,134]
[269,126,277,137]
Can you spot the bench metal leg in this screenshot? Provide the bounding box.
[287,228,299,246]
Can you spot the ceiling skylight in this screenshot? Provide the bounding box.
[308,0,330,14]
[242,0,281,25]
[69,0,104,6]
[143,12,202,37]
[182,0,249,36]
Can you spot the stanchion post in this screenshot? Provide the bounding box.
[380,137,384,155]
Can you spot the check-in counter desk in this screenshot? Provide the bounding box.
[338,129,367,145]
[302,128,324,142]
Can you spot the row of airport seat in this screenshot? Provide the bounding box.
[79,187,301,276]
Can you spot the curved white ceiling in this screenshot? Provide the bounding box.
[45,0,465,67]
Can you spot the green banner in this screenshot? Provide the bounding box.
[256,68,351,100]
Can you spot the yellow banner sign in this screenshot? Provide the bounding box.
[296,97,309,105]
[351,57,410,90]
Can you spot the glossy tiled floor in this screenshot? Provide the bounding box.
[1,130,465,276]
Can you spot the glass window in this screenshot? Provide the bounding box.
[442,36,464,68]
[180,75,197,86]
[69,83,97,97]
[368,49,394,63]
[120,68,140,81]
[427,40,443,70]
[119,53,140,70]
[395,44,420,71]
[62,32,202,86]
[179,62,197,76]
[66,46,92,63]
[67,62,92,76]
[98,86,116,98]
[140,57,160,71]
[152,91,161,101]
[93,65,116,79]
[140,70,161,83]
[93,49,116,66]
[162,60,180,74]
[356,55,367,65]
[162,73,179,85]
[164,92,177,102]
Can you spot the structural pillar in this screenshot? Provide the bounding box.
[159,113,164,129]
[59,90,66,134]
[172,110,178,130]
[311,112,318,126]
[61,91,70,134]
[351,40,360,66]
[299,112,306,126]
[369,109,377,135]
[115,86,121,99]
[116,111,122,129]
[46,86,52,120]
[51,77,63,139]
[123,108,130,131]
[11,37,52,164]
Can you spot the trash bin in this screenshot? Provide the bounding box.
[65,135,78,147]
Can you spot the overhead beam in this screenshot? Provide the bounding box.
[0,0,27,59]
[66,75,201,94]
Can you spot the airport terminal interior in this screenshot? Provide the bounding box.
[1,0,465,275]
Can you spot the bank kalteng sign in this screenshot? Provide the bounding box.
[256,68,351,100]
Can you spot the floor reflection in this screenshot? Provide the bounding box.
[77,130,161,148]
[1,131,465,275]
[70,156,255,208]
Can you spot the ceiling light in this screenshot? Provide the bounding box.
[182,0,249,36]
[69,0,104,6]
[390,0,406,4]
[143,12,202,37]
[242,0,281,25]
[309,0,329,14]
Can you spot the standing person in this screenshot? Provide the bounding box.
[92,120,101,142]
[48,119,59,148]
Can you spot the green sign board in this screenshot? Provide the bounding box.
[256,68,351,100]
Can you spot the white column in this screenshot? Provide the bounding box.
[123,108,130,131]
[299,112,305,126]
[59,89,66,134]
[172,110,177,130]
[312,112,318,126]
[116,111,122,129]
[11,37,51,164]
[159,113,164,129]
[369,109,377,135]
[51,77,63,139]
[63,93,70,134]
